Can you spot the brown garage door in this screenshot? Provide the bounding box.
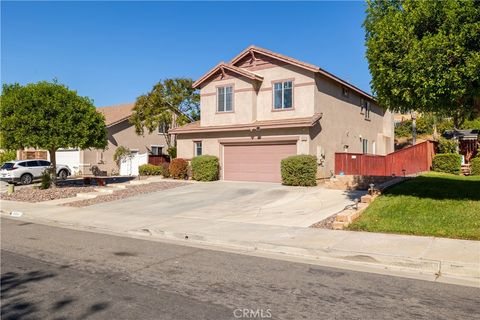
[223,143,297,182]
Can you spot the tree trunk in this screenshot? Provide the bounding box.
[49,149,57,187]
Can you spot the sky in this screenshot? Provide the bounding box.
[1,1,371,107]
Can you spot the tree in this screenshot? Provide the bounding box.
[364,0,480,127]
[0,81,107,185]
[130,78,200,148]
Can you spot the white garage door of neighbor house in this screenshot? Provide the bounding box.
[55,149,81,174]
[223,143,297,183]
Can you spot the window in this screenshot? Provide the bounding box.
[158,123,169,134]
[342,87,349,97]
[362,139,368,154]
[372,141,376,155]
[26,160,40,167]
[151,146,162,156]
[361,99,371,119]
[217,86,233,112]
[273,81,293,110]
[194,141,202,156]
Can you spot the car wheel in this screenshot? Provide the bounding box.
[20,174,33,185]
[58,169,68,180]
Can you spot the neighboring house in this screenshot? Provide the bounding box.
[48,103,168,175]
[170,46,394,182]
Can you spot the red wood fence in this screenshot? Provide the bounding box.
[335,140,436,177]
[148,155,170,166]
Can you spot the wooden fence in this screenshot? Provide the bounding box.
[335,140,436,177]
[148,155,170,166]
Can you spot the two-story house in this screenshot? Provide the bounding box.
[170,46,394,182]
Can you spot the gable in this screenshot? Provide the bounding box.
[233,52,287,72]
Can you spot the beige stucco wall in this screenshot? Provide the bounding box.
[80,120,168,174]
[179,61,394,180]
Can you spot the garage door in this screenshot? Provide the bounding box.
[55,149,81,174]
[223,143,297,182]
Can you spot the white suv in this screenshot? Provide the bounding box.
[0,159,71,185]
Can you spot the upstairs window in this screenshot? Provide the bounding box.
[273,81,293,110]
[158,123,169,134]
[217,86,233,112]
[362,139,368,154]
[361,99,371,120]
[342,87,349,98]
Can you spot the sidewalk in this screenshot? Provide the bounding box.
[1,199,479,286]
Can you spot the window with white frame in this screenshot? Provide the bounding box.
[217,86,233,112]
[361,99,371,119]
[151,146,162,156]
[273,81,293,110]
[194,141,202,156]
[362,139,368,154]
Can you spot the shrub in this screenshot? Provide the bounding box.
[139,164,162,176]
[281,155,317,186]
[471,157,480,176]
[191,155,219,181]
[161,162,170,178]
[167,146,177,159]
[0,150,16,165]
[169,158,188,179]
[113,146,132,168]
[40,169,51,189]
[432,153,461,175]
[437,137,458,154]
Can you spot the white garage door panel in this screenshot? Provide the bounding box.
[55,149,81,174]
[223,143,297,182]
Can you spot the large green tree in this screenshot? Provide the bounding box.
[130,78,200,148]
[365,0,480,127]
[0,81,107,184]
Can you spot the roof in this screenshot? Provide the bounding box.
[96,103,135,127]
[169,113,322,134]
[193,45,376,102]
[192,62,263,89]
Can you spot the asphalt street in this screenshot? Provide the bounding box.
[1,217,479,320]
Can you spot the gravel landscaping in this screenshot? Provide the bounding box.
[0,186,97,203]
[63,181,187,207]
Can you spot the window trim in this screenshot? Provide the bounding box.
[216,84,235,113]
[194,141,203,157]
[362,138,369,154]
[271,79,295,111]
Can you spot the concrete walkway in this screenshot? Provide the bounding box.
[1,199,478,287]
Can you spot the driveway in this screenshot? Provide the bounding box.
[90,181,363,228]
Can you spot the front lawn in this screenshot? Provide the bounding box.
[348,172,480,240]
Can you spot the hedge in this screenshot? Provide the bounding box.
[432,153,461,175]
[281,155,317,186]
[471,157,480,176]
[191,155,219,181]
[139,164,163,176]
[169,158,188,179]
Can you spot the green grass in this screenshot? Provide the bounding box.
[348,172,480,240]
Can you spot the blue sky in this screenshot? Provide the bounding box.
[2,1,370,107]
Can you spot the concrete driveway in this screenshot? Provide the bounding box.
[90,181,363,228]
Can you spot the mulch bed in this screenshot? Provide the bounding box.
[63,181,188,207]
[310,214,338,229]
[0,186,97,203]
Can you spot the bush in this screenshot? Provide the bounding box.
[169,158,188,179]
[0,150,16,165]
[160,162,170,178]
[167,146,177,159]
[113,146,132,168]
[40,169,51,189]
[281,155,317,186]
[191,155,219,181]
[471,157,480,176]
[432,153,461,175]
[437,137,458,154]
[139,164,163,176]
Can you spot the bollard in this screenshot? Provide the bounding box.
[7,183,14,195]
